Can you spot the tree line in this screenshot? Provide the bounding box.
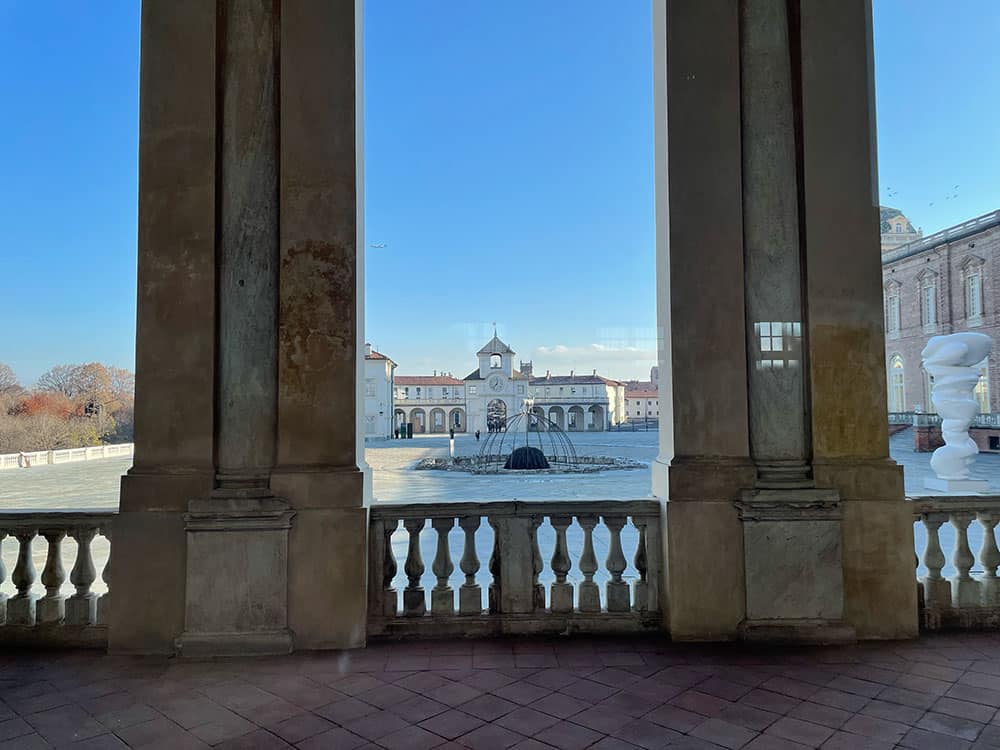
[0,362,135,453]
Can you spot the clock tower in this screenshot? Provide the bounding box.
[465,332,527,434]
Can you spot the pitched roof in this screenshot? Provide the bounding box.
[528,374,622,386]
[395,375,463,386]
[477,335,515,356]
[626,389,659,399]
[365,349,396,366]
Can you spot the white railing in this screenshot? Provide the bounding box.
[0,511,114,646]
[0,443,133,471]
[888,413,1000,429]
[368,500,661,637]
[912,496,1000,630]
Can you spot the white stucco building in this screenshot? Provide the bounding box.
[527,371,626,430]
[625,388,660,423]
[363,344,396,439]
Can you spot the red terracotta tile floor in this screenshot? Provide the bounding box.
[4,632,1000,748]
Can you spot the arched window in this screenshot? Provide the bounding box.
[976,359,990,414]
[490,354,502,369]
[888,355,905,412]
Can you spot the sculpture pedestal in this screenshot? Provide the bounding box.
[924,478,990,493]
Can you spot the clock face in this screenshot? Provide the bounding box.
[488,374,505,392]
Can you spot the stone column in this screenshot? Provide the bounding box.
[654,0,916,641]
[111,0,218,654]
[652,0,755,640]
[269,0,368,650]
[113,0,366,655]
[798,0,917,639]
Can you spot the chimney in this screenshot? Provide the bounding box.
[592,369,597,376]
[433,369,437,376]
[546,370,551,379]
[570,369,574,378]
[365,343,372,357]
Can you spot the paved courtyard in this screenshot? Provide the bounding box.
[4,632,1000,748]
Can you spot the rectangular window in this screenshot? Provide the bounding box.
[922,283,937,327]
[442,387,448,398]
[885,290,900,333]
[365,380,376,397]
[469,385,477,395]
[968,273,983,318]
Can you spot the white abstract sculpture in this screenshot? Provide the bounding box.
[922,332,993,492]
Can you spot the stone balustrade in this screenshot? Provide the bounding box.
[0,511,114,646]
[0,444,134,471]
[368,500,662,637]
[912,496,1000,630]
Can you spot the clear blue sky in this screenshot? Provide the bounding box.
[1,1,997,386]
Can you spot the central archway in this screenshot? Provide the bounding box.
[487,399,507,432]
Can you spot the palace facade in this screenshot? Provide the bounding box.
[882,209,1000,413]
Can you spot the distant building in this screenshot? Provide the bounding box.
[363,344,396,439]
[624,366,659,394]
[625,389,660,422]
[881,206,922,252]
[882,209,1000,413]
[527,369,627,431]
[391,335,626,434]
[394,374,466,434]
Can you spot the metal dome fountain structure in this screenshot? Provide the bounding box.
[473,400,580,473]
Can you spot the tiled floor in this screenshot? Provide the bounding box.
[5,634,1000,749]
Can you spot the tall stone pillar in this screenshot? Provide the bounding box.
[652,0,755,640]
[654,0,917,641]
[112,0,366,655]
[799,0,917,639]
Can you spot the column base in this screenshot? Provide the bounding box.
[741,619,856,645]
[176,630,293,658]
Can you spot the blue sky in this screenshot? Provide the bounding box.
[1,1,997,386]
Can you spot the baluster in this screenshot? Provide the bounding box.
[402,518,426,616]
[920,514,950,617]
[459,516,482,614]
[431,518,455,615]
[604,515,629,612]
[382,519,399,617]
[979,512,1000,607]
[96,526,112,625]
[951,512,980,608]
[488,518,501,613]
[66,526,98,625]
[633,518,649,612]
[0,532,7,625]
[549,515,573,613]
[531,516,544,611]
[9,529,38,625]
[577,515,600,612]
[38,528,67,623]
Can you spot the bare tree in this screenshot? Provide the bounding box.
[0,363,19,394]
[36,364,84,397]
